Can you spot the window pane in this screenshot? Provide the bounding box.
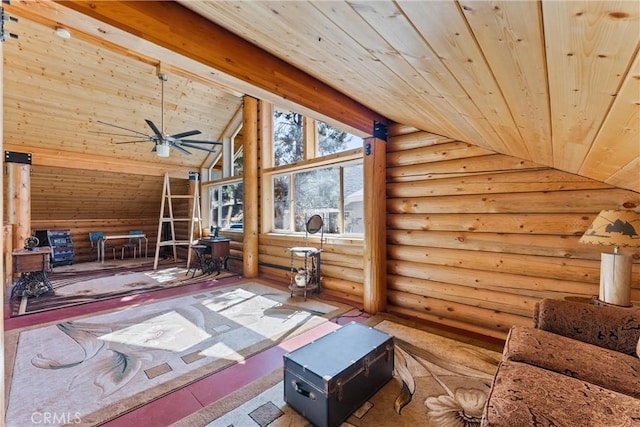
[220,182,243,229]
[273,109,304,166]
[233,149,243,176]
[343,163,364,234]
[273,175,290,231]
[317,121,363,156]
[294,167,340,233]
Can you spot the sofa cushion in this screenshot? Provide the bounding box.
[503,326,640,398]
[481,361,640,427]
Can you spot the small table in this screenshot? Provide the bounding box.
[100,233,148,263]
[196,238,231,275]
[288,246,322,300]
[12,247,54,298]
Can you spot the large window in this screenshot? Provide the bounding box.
[209,180,243,230]
[272,161,363,235]
[267,103,365,237]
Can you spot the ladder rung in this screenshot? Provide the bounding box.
[166,195,197,199]
[158,240,192,246]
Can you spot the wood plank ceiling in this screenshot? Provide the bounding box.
[3,1,243,173]
[180,0,639,192]
[3,1,639,192]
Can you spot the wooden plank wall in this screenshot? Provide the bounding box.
[384,128,640,340]
[28,165,190,263]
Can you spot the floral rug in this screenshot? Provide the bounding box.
[5,280,352,427]
[174,316,502,427]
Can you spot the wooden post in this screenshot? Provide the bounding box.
[243,95,259,277]
[1,36,6,425]
[6,160,31,252]
[363,136,387,313]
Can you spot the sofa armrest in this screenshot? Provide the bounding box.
[534,298,640,356]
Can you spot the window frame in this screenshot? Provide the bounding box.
[268,158,363,237]
[204,176,244,232]
[260,101,366,238]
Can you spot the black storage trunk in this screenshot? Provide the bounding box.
[283,321,394,427]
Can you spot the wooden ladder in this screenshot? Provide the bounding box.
[153,172,203,270]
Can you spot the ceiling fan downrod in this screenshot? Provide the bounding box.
[158,72,168,137]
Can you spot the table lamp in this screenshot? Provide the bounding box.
[579,209,640,306]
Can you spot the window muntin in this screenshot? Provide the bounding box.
[273,109,304,166]
[209,180,243,230]
[317,121,364,156]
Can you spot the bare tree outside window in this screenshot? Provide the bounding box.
[294,167,340,233]
[273,109,304,166]
[317,121,363,156]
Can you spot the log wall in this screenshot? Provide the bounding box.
[257,234,364,304]
[14,132,640,343]
[384,129,640,339]
[27,165,190,263]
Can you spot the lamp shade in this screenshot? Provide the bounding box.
[579,210,640,247]
[156,143,170,158]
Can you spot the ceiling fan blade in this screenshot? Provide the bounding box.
[115,139,152,144]
[169,142,191,155]
[179,139,223,145]
[145,119,163,139]
[179,142,219,153]
[90,130,151,138]
[171,130,201,139]
[97,120,150,137]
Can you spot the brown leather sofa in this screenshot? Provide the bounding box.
[482,298,640,426]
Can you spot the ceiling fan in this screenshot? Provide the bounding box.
[92,73,222,157]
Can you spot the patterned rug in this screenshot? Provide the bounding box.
[10,259,238,316]
[174,316,503,427]
[5,280,352,427]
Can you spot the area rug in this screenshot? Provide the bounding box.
[173,316,503,427]
[5,280,352,427]
[11,260,237,317]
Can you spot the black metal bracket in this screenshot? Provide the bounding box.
[5,151,31,164]
[1,3,19,43]
[373,121,388,141]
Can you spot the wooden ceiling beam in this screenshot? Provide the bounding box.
[4,144,194,178]
[55,0,388,135]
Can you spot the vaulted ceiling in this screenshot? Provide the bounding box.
[3,1,639,192]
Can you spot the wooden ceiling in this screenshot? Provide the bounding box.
[3,1,639,192]
[3,1,243,174]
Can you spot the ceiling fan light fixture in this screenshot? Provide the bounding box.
[156,143,170,157]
